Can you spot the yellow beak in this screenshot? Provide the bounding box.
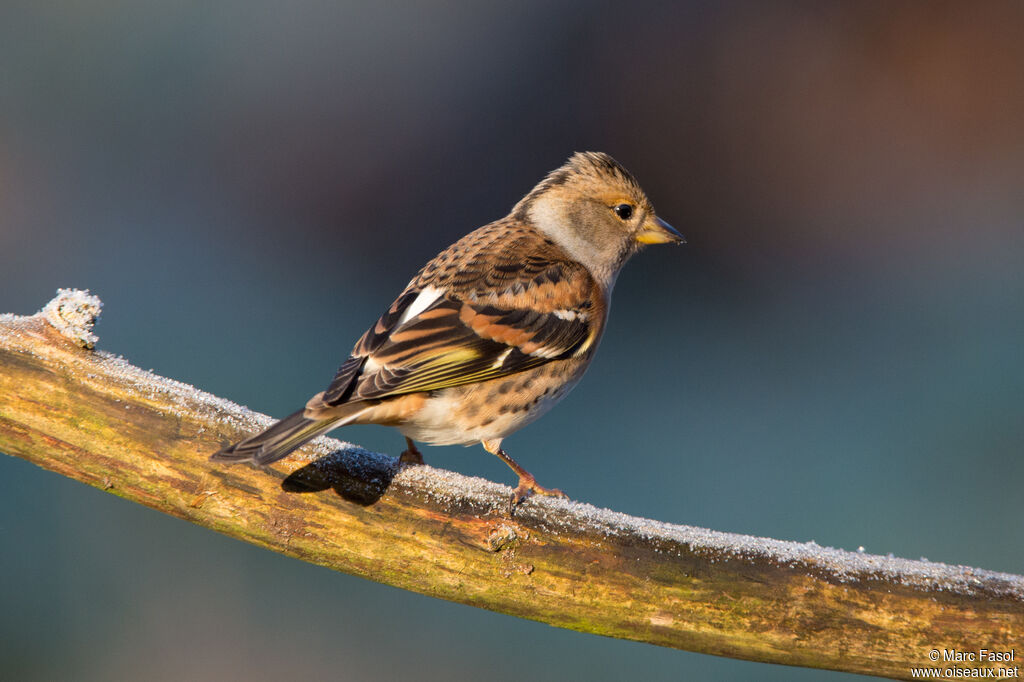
[635,216,685,245]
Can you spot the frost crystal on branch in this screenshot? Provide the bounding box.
[42,288,103,349]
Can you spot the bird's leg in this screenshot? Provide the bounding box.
[482,439,567,508]
[399,437,424,465]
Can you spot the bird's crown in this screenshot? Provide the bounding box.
[514,151,646,214]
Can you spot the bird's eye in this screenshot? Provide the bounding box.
[613,203,634,220]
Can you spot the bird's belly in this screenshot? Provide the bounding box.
[396,361,585,447]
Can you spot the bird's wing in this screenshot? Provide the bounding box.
[320,223,603,405]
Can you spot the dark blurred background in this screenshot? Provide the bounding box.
[2,1,1022,680]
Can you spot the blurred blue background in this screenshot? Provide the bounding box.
[2,1,1022,680]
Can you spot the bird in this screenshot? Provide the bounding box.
[211,151,684,506]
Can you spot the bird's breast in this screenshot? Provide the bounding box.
[395,357,590,446]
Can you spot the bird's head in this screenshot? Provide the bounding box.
[513,152,683,287]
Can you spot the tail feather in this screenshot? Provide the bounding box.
[211,408,342,466]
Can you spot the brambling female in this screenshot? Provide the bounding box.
[213,152,683,504]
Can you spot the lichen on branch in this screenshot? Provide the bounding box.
[1,290,1021,682]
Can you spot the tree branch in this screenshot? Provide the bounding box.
[1,290,1021,680]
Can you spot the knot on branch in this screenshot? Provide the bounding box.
[42,288,103,349]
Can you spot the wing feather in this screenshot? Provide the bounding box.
[320,222,604,406]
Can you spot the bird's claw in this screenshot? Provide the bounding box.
[508,475,568,514]
[399,449,424,465]
[399,438,424,465]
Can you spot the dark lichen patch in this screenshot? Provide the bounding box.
[281,446,402,506]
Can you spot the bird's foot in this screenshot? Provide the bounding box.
[399,437,424,465]
[483,442,567,513]
[509,473,568,513]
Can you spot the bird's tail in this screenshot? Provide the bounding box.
[211,405,361,466]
